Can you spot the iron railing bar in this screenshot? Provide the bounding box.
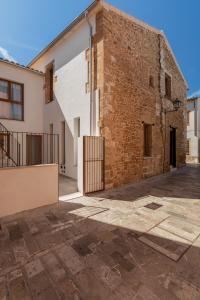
[53,134,55,163]
[22,133,24,166]
[42,134,44,164]
[57,134,59,165]
[0,124,59,168]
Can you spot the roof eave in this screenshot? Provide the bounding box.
[27,0,188,91]
[161,32,188,89]
[102,2,188,89]
[0,58,44,76]
[28,0,102,67]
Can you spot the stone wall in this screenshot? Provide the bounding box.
[160,38,187,170]
[94,4,187,189]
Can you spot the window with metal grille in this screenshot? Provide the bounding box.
[144,124,152,157]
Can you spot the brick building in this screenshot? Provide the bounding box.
[93,2,188,189]
[0,0,188,197]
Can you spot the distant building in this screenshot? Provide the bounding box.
[187,97,200,163]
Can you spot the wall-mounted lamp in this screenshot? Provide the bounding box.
[173,98,182,111]
[165,98,182,113]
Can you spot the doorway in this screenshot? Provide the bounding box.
[26,135,42,165]
[170,127,176,168]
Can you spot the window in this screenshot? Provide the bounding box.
[74,117,80,166]
[0,79,23,121]
[187,111,190,125]
[186,139,190,155]
[165,73,172,99]
[149,75,154,88]
[144,124,152,157]
[45,63,54,103]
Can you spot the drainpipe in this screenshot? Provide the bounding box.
[85,11,93,136]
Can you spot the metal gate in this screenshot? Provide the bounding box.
[83,136,105,193]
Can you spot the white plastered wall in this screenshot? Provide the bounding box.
[0,62,44,164]
[0,164,58,218]
[0,62,44,132]
[31,15,100,181]
[187,99,200,161]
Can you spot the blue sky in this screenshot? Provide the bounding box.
[0,0,199,96]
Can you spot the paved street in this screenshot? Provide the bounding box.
[1,165,200,299]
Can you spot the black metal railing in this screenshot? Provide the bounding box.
[0,122,21,167]
[0,124,59,168]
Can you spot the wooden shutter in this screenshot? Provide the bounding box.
[45,63,54,103]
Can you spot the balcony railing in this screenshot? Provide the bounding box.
[0,127,59,168]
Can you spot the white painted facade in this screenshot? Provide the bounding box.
[31,14,100,181]
[187,98,200,163]
[0,61,45,166]
[0,61,44,133]
[0,9,100,193]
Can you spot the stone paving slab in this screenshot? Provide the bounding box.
[8,269,31,300]
[138,226,190,261]
[69,206,108,218]
[158,216,200,242]
[56,244,85,275]
[0,276,8,300]
[0,166,200,299]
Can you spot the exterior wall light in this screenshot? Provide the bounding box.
[173,98,182,111]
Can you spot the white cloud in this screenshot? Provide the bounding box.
[0,40,38,52]
[0,46,16,62]
[189,89,200,98]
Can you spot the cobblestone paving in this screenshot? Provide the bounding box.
[1,165,200,299]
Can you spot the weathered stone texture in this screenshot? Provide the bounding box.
[94,4,187,189]
[0,166,200,299]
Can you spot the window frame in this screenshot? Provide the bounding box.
[143,123,152,157]
[74,117,80,166]
[45,62,54,104]
[0,77,24,121]
[164,72,172,99]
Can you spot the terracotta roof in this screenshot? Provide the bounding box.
[0,57,44,75]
